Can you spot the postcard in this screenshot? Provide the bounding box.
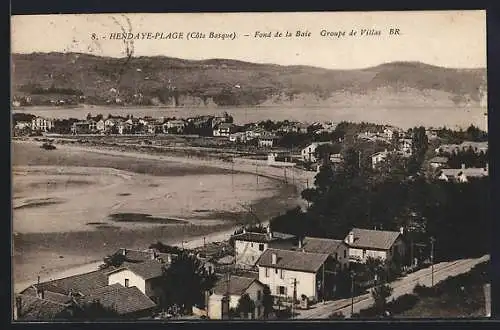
[11,11,489,321]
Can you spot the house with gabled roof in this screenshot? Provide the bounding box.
[344,228,406,264]
[295,237,349,271]
[20,269,111,298]
[78,283,157,318]
[438,164,489,183]
[207,275,266,319]
[106,259,168,304]
[13,293,75,321]
[429,156,449,169]
[256,248,335,302]
[232,227,296,269]
[213,123,236,137]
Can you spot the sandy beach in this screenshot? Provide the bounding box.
[12,140,306,290]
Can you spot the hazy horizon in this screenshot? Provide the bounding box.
[11,11,486,70]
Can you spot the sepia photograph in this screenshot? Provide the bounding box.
[10,10,490,321]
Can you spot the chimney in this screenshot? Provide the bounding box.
[167,254,172,263]
[150,250,157,260]
[15,296,22,320]
[36,288,44,300]
[347,232,354,244]
[271,253,277,265]
[461,163,466,170]
[400,226,404,235]
[122,248,127,256]
[242,227,246,234]
[298,238,303,249]
[267,226,273,239]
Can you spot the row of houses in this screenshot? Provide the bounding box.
[15,225,406,321]
[435,141,488,155]
[224,226,405,312]
[15,248,177,320]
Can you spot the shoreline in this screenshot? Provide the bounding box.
[12,140,308,292]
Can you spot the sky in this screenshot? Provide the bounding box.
[11,11,486,70]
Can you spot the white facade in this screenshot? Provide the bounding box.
[301,142,330,163]
[96,120,106,131]
[108,269,147,295]
[207,281,265,319]
[258,138,275,148]
[235,240,268,268]
[333,244,349,270]
[258,266,318,301]
[31,117,54,132]
[347,239,405,263]
[371,151,389,169]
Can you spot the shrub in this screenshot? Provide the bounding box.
[387,294,419,314]
[413,284,438,297]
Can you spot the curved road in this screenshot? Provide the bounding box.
[296,254,490,319]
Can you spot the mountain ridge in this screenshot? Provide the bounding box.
[11,52,487,108]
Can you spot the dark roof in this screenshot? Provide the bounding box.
[429,156,449,164]
[115,248,173,263]
[81,284,156,315]
[212,276,263,296]
[346,228,401,250]
[217,123,234,129]
[110,260,168,280]
[300,237,346,255]
[15,294,71,321]
[32,269,110,296]
[257,248,329,273]
[233,231,295,243]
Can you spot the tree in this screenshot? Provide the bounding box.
[262,285,273,319]
[159,252,217,313]
[99,252,127,270]
[314,143,342,164]
[69,300,121,321]
[236,293,256,319]
[371,283,393,316]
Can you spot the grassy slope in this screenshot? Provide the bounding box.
[11,52,486,106]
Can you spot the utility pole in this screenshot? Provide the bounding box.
[284,167,288,184]
[430,236,436,286]
[231,160,234,192]
[256,164,259,186]
[203,236,206,247]
[350,270,355,316]
[291,278,298,319]
[322,264,325,304]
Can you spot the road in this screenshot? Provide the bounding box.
[296,254,490,319]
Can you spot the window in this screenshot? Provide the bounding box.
[265,268,269,277]
[124,279,129,287]
[280,269,285,279]
[363,249,366,257]
[279,286,286,295]
[259,244,264,251]
[251,243,254,248]
[275,269,278,274]
[257,290,261,300]
[335,252,338,260]
[344,250,347,258]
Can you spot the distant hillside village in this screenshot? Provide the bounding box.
[13,111,488,182]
